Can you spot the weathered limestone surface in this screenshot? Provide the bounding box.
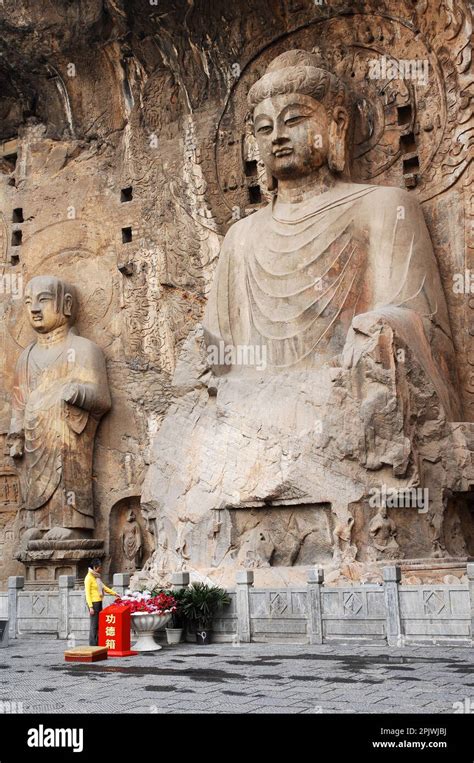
[0,1,472,587]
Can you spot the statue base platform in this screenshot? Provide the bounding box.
[17,539,105,587]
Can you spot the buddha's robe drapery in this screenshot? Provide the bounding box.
[204,182,460,420]
[9,328,111,530]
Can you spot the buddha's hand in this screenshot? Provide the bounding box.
[61,382,81,405]
[351,311,385,335]
[5,431,24,459]
[342,311,387,369]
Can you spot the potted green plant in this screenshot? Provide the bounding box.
[165,587,188,645]
[181,582,230,644]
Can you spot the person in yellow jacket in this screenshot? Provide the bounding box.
[85,558,118,646]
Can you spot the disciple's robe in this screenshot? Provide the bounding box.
[9,328,111,530]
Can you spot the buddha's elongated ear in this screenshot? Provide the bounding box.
[63,292,74,317]
[328,106,349,173]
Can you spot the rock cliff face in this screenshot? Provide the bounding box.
[0,1,473,587]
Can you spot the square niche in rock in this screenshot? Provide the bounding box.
[229,503,333,568]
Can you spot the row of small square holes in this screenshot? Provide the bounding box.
[12,207,23,248]
[9,187,134,249]
[8,185,134,269]
[121,186,133,243]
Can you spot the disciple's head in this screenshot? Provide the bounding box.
[24,275,77,334]
[248,50,352,183]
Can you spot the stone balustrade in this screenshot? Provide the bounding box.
[1,566,473,647]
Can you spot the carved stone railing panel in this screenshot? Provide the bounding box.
[321,587,386,641]
[399,585,471,640]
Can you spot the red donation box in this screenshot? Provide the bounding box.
[99,604,137,657]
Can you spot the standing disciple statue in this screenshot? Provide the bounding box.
[6,275,111,543]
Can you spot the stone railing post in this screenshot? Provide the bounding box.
[467,563,474,646]
[171,572,190,641]
[383,565,402,647]
[58,576,75,639]
[8,576,24,640]
[307,568,324,645]
[171,572,190,590]
[112,573,130,597]
[235,570,253,643]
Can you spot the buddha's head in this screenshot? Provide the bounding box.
[248,50,352,185]
[24,275,77,334]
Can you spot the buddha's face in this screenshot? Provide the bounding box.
[253,93,330,180]
[24,277,70,334]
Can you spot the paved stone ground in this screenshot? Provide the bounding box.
[0,639,472,714]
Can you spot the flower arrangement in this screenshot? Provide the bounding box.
[115,589,177,616]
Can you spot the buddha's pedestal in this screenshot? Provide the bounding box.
[16,539,105,587]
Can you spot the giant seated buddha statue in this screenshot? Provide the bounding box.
[138,51,472,587]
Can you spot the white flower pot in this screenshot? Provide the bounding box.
[166,627,183,645]
[131,612,172,652]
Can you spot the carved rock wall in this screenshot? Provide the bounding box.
[0,0,472,585]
